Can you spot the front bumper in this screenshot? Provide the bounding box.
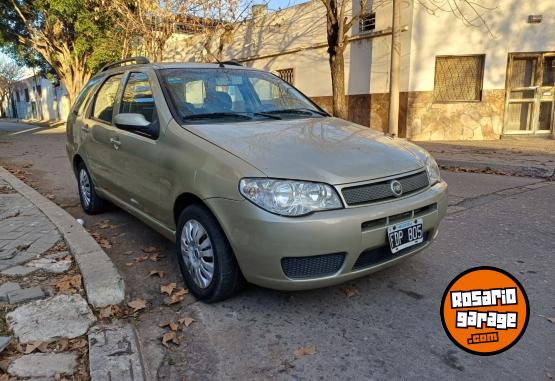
[205,181,447,290]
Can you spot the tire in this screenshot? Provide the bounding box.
[76,162,107,215]
[176,204,245,302]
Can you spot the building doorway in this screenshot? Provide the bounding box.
[503,52,554,136]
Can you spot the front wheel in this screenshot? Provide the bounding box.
[77,162,106,215]
[176,204,244,302]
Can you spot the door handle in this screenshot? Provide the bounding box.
[110,137,121,150]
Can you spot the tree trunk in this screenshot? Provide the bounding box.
[0,94,6,117]
[329,47,348,119]
[55,63,90,108]
[388,0,401,136]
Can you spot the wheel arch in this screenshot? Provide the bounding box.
[72,154,85,177]
[173,193,207,225]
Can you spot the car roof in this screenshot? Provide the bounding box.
[93,62,260,79]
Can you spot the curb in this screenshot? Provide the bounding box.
[0,166,125,307]
[436,158,555,179]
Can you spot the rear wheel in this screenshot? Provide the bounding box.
[77,162,106,215]
[176,204,244,302]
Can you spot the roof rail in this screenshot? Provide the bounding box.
[100,56,150,73]
[218,60,243,67]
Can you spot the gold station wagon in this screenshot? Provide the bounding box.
[66,57,447,302]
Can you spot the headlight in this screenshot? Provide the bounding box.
[425,156,441,185]
[239,178,343,216]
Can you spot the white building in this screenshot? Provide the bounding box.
[5,75,70,122]
[164,0,555,140]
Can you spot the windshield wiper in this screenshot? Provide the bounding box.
[265,108,327,116]
[181,112,253,121]
[181,111,283,121]
[252,112,282,120]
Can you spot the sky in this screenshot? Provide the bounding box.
[266,0,307,11]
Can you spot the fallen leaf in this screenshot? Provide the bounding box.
[179,317,194,327]
[15,244,29,252]
[166,288,188,305]
[45,194,55,200]
[161,331,179,347]
[340,285,360,298]
[125,262,136,267]
[542,315,555,324]
[69,274,82,288]
[71,339,88,349]
[128,299,147,312]
[52,242,68,252]
[161,282,177,296]
[96,220,115,229]
[25,341,49,354]
[55,275,78,292]
[56,339,69,352]
[169,322,179,331]
[143,246,161,254]
[294,345,316,357]
[149,254,165,262]
[99,306,113,318]
[148,270,166,278]
[99,239,112,249]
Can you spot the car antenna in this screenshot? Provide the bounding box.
[208,52,225,68]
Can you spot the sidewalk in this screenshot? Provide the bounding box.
[417,139,555,179]
[0,166,143,380]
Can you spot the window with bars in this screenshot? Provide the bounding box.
[277,68,294,85]
[433,55,485,102]
[359,13,376,33]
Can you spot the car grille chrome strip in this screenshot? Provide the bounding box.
[341,171,429,206]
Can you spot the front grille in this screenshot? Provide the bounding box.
[342,171,429,206]
[352,231,430,270]
[281,253,345,279]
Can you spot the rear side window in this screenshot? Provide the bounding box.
[71,78,100,116]
[120,72,157,123]
[92,74,123,123]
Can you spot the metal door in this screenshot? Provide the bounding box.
[504,53,555,135]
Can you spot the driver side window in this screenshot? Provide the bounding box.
[120,72,158,123]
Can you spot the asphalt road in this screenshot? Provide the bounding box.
[1,121,554,380]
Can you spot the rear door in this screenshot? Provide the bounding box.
[84,73,125,194]
[111,71,163,220]
[67,77,101,159]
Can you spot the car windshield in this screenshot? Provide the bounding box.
[159,68,327,123]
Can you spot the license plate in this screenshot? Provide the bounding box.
[387,218,424,254]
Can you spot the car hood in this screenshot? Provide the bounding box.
[185,117,424,185]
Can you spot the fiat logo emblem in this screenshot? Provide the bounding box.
[390,180,403,197]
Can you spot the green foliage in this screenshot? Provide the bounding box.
[0,0,123,77]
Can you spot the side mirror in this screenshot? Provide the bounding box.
[113,113,150,132]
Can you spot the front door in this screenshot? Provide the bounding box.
[503,52,555,136]
[112,71,163,221]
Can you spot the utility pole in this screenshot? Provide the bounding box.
[388,0,401,137]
